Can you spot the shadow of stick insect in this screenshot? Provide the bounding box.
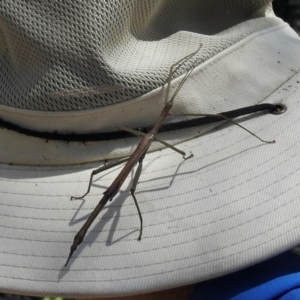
[65,45,275,266]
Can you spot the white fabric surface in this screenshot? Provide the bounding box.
[1,1,300,298]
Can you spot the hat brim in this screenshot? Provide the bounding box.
[1,23,300,297]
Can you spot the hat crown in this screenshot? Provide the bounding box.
[0,0,273,112]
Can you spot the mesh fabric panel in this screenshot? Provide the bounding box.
[0,0,276,111]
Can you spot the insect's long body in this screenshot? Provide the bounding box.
[65,48,205,266]
[65,96,174,266]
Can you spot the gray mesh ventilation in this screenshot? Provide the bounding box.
[0,0,276,111]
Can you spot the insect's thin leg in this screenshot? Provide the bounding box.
[131,192,143,240]
[170,112,275,144]
[153,136,193,159]
[165,45,202,104]
[130,150,148,241]
[70,157,129,200]
[165,49,202,104]
[117,125,193,159]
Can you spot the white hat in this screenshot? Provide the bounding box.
[1,1,300,298]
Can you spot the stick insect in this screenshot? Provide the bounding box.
[65,45,274,266]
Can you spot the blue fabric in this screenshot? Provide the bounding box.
[281,289,300,300]
[231,273,300,300]
[190,249,300,300]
